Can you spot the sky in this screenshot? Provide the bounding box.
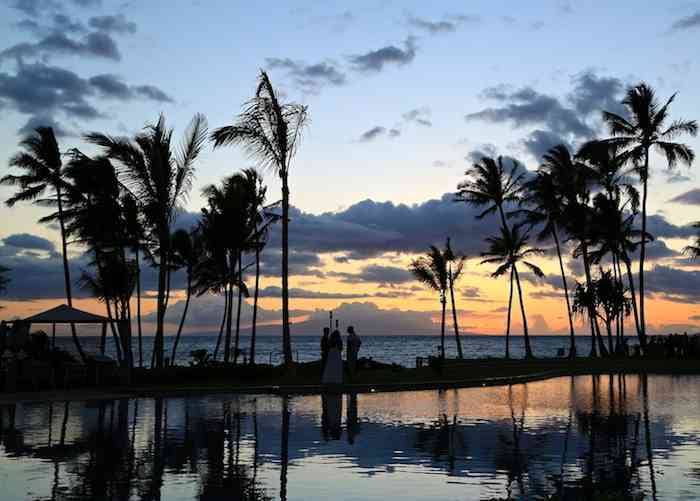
[1,0,700,337]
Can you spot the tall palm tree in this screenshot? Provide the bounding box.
[1,126,86,361]
[169,228,200,366]
[601,83,697,350]
[518,168,577,357]
[409,245,449,359]
[121,194,146,367]
[445,237,466,359]
[683,222,700,259]
[456,155,525,356]
[86,114,208,368]
[481,224,544,359]
[211,70,309,368]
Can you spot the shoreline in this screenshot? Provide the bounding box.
[2,357,700,404]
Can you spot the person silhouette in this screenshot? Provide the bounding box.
[346,326,362,376]
[320,327,330,375]
[322,330,343,384]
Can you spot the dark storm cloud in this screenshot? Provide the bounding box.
[669,188,700,205]
[349,37,417,72]
[357,126,400,142]
[3,233,55,252]
[266,57,346,94]
[402,107,432,127]
[407,13,479,34]
[0,30,122,61]
[88,14,137,34]
[670,11,700,31]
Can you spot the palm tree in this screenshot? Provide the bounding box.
[481,224,544,359]
[169,228,200,366]
[518,167,577,357]
[1,126,86,361]
[409,245,449,359]
[445,237,466,359]
[211,70,309,368]
[121,194,146,367]
[601,83,697,350]
[86,114,208,368]
[456,155,525,356]
[683,222,700,259]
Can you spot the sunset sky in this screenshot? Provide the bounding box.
[1,0,700,336]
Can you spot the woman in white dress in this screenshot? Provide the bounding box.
[322,330,343,384]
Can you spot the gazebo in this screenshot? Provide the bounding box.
[21,304,110,359]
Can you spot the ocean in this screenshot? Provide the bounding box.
[52,333,602,367]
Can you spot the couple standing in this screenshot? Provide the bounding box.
[321,326,362,384]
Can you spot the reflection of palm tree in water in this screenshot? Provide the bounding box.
[280,396,290,501]
[346,394,359,445]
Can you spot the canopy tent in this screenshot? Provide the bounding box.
[18,304,110,359]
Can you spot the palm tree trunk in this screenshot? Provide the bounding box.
[512,265,533,358]
[440,295,446,359]
[638,153,649,352]
[581,245,599,358]
[213,285,229,360]
[605,316,614,355]
[104,299,123,365]
[233,252,243,365]
[224,256,235,363]
[552,226,576,357]
[281,175,293,367]
[449,271,464,359]
[622,253,641,339]
[135,249,143,368]
[250,245,261,365]
[170,272,191,366]
[56,185,86,363]
[154,239,168,369]
[505,267,514,359]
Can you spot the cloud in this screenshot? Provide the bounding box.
[257,286,366,300]
[18,114,75,137]
[1,30,122,62]
[328,264,413,285]
[349,37,417,72]
[522,129,572,159]
[669,188,700,205]
[88,14,137,34]
[645,265,700,303]
[646,214,696,239]
[3,233,55,252]
[666,171,691,183]
[402,107,432,127]
[132,85,174,103]
[9,0,61,17]
[465,143,497,164]
[407,14,479,34]
[89,74,174,102]
[266,57,346,94]
[357,126,400,142]
[670,11,700,31]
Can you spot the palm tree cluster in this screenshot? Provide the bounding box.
[455,82,696,359]
[1,70,304,369]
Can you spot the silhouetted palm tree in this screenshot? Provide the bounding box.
[683,222,700,259]
[1,126,86,361]
[601,83,697,351]
[170,228,200,365]
[86,114,208,368]
[456,155,525,357]
[518,165,577,357]
[445,237,466,359]
[121,194,146,367]
[212,70,309,369]
[410,245,450,359]
[481,225,544,359]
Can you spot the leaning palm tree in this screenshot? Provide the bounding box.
[481,224,544,359]
[212,70,308,366]
[683,222,700,259]
[444,237,466,359]
[211,70,309,368]
[409,245,449,359]
[456,155,525,357]
[86,114,208,368]
[1,126,86,361]
[169,228,200,366]
[518,167,577,357]
[601,83,697,350]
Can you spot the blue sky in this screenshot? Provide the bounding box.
[1,0,700,335]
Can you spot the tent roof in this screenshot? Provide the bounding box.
[23,304,109,324]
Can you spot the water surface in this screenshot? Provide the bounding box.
[2,374,699,500]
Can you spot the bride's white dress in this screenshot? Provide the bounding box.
[322,346,343,384]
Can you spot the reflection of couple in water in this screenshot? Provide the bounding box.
[321,326,362,385]
[321,393,360,443]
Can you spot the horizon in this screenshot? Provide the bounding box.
[1,0,700,339]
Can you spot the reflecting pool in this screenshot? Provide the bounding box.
[2,374,700,500]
